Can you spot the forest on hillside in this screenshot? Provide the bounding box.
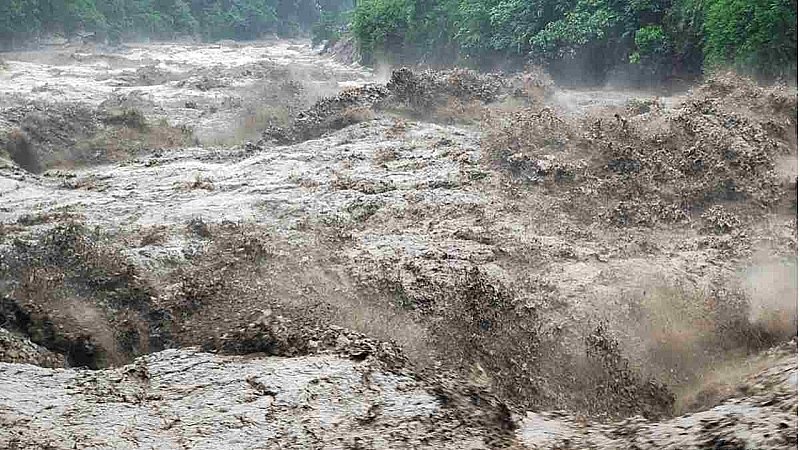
[1,0,797,82]
[0,0,353,45]
[345,0,797,81]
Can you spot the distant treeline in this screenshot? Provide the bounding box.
[0,0,353,47]
[2,0,795,82]
[344,0,797,81]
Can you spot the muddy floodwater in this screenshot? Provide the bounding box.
[0,40,373,142]
[0,40,797,449]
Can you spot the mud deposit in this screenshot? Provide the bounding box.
[0,40,797,449]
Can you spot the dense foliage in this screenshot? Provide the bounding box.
[350,0,797,80]
[704,0,797,77]
[0,0,353,47]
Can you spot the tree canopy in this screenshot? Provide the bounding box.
[0,0,354,46]
[350,0,797,80]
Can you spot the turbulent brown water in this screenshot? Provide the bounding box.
[0,40,797,449]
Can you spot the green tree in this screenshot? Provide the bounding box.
[352,0,413,63]
[0,0,42,47]
[39,0,106,34]
[704,0,797,77]
[663,0,705,76]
